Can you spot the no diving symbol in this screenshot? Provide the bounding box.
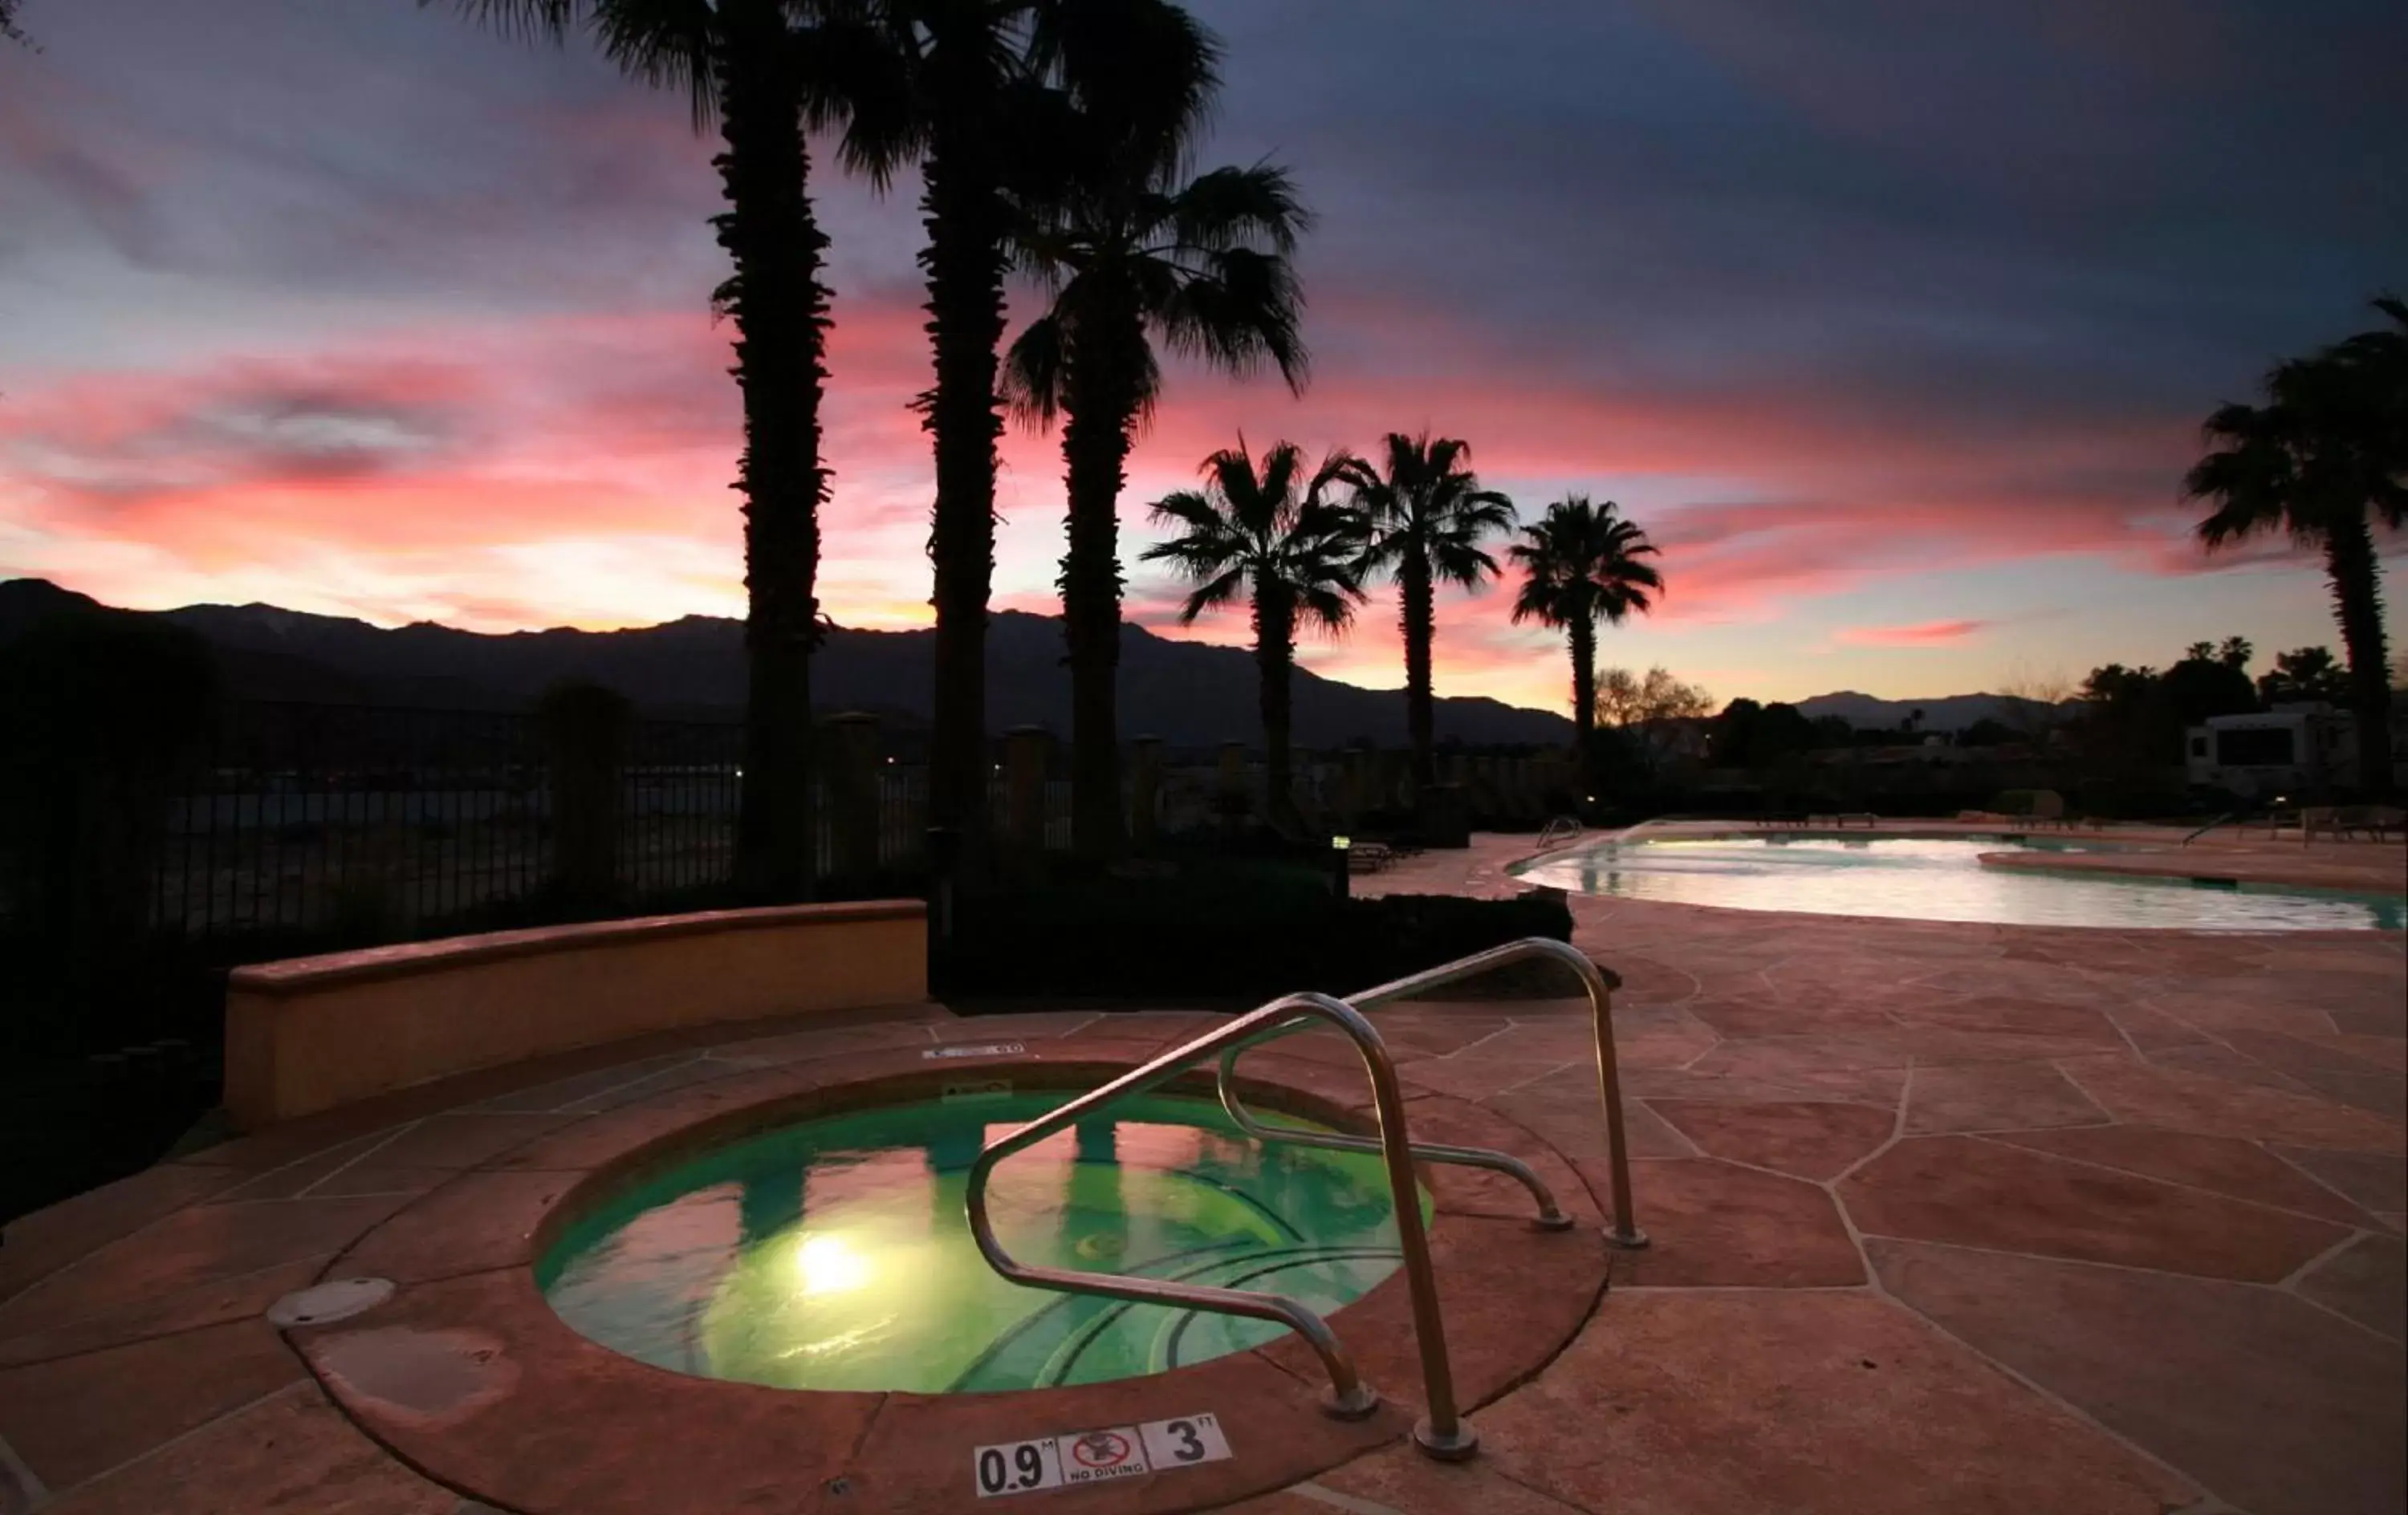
[1069,1432,1133,1472]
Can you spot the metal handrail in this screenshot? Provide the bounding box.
[2182,811,2242,845]
[1221,937,1648,1250]
[1211,1054,1574,1233]
[964,993,1479,1460]
[1535,814,1584,851]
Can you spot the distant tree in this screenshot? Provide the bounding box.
[2071,654,2254,774]
[1997,667,2076,747]
[2258,645,2352,706]
[2162,648,2259,727]
[1711,698,1816,768]
[2184,641,2216,664]
[1,0,31,48]
[2072,663,2166,775]
[1709,697,1763,767]
[2218,636,2254,671]
[1902,706,1926,735]
[1811,713,1856,747]
[2188,296,2406,794]
[1334,433,1517,790]
[1597,666,1712,731]
[1141,440,1365,827]
[1597,665,1714,775]
[1507,494,1661,758]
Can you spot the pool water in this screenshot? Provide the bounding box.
[539,1093,1421,1393]
[1513,835,2405,931]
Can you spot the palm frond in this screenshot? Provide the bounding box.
[434,0,584,43]
[1165,163,1310,255]
[1001,313,1067,429]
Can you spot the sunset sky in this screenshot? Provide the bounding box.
[2,0,2402,713]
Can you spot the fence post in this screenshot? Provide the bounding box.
[829,712,881,880]
[1471,755,1499,822]
[1340,748,1370,825]
[538,683,630,909]
[1005,726,1053,859]
[1377,749,1411,814]
[1130,736,1163,849]
[1218,741,1248,833]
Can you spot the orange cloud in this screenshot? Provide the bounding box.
[1834,619,1991,647]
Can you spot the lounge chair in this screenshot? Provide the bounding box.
[1346,841,1396,875]
[2333,805,2406,841]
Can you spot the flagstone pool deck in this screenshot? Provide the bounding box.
[2,828,2402,1515]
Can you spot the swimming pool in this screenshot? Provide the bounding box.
[1512,834,2405,931]
[539,1091,1420,1393]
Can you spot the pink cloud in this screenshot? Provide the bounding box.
[1834,619,1991,647]
[0,278,2300,702]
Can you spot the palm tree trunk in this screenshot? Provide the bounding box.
[1057,308,1138,861]
[2323,514,2394,795]
[1255,586,1296,825]
[920,35,1008,864]
[1569,616,1597,750]
[716,0,825,900]
[1401,553,1436,791]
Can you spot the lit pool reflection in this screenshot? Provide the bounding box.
[1512,835,2403,931]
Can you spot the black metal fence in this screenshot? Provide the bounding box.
[6,697,1554,951]
[0,701,954,946]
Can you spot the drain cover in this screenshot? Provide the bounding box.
[268,1277,396,1329]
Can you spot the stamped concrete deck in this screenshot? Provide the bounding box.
[2,834,2402,1515]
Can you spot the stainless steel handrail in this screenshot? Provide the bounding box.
[1535,814,1584,851]
[1221,936,1648,1250]
[1211,1025,1573,1232]
[964,992,1479,1460]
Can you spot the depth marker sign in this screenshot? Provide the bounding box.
[973,1413,1232,1498]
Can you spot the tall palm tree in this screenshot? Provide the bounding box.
[846,0,1113,866]
[443,0,886,897]
[1508,495,1662,756]
[1141,441,1365,823]
[1334,433,1516,791]
[1002,14,1309,859]
[1,0,32,47]
[2188,298,2408,795]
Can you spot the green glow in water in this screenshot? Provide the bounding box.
[539,1092,1426,1393]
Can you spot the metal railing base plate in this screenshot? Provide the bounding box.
[1412,1418,1482,1462]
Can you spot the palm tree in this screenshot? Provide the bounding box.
[1333,433,1516,791]
[1508,496,1661,758]
[1141,441,1365,824]
[2188,298,2408,795]
[1002,14,1309,859]
[2,0,33,47]
[443,0,886,897]
[843,0,1095,866]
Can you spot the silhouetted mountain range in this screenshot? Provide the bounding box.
[0,577,1576,749]
[1790,690,2059,732]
